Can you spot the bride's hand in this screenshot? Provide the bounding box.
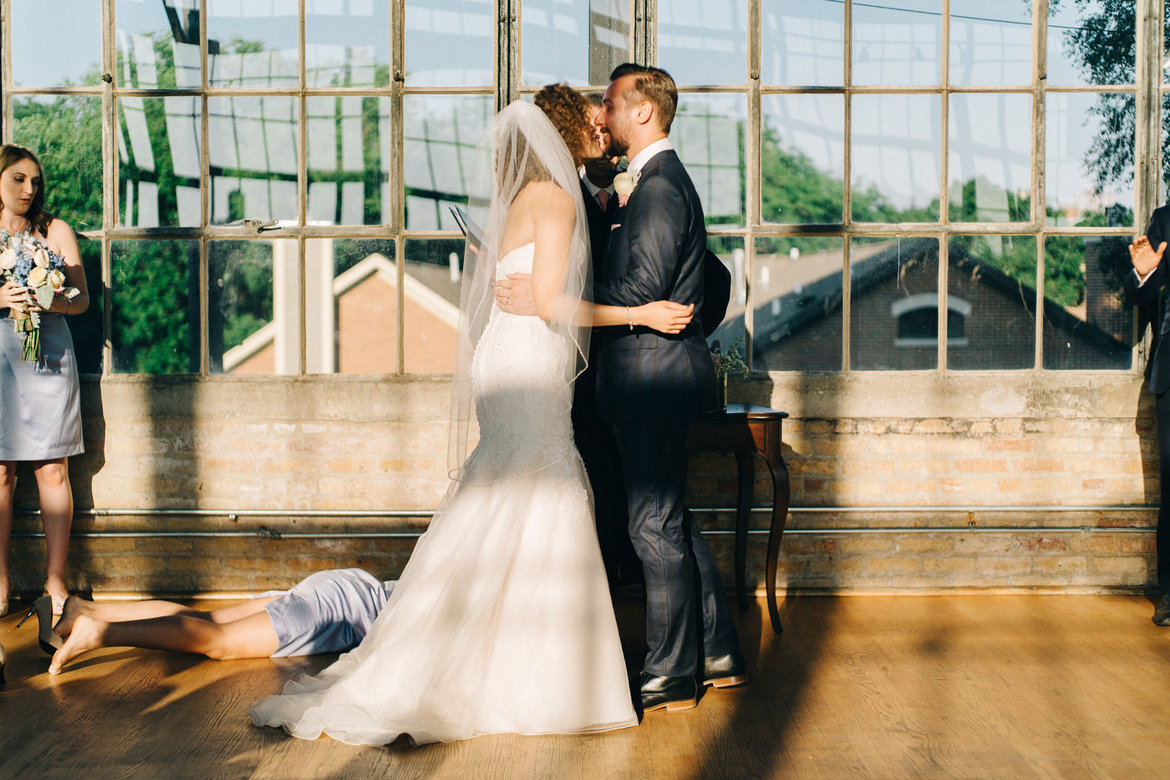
[0,280,28,312]
[634,301,694,334]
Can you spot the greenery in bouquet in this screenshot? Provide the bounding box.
[710,339,749,379]
[0,229,79,361]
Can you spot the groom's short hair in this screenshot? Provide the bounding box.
[609,64,677,134]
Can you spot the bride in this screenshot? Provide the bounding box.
[248,96,693,746]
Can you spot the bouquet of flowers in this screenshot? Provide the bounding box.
[710,339,749,379]
[0,229,78,362]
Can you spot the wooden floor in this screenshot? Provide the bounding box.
[2,593,1170,779]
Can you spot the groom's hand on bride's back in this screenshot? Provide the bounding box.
[494,273,537,316]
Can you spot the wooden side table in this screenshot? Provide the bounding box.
[690,403,791,633]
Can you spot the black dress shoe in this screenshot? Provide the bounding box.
[639,671,698,712]
[1154,595,1170,626]
[703,651,747,688]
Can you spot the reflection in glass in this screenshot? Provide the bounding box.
[405,0,494,88]
[658,0,748,85]
[948,94,1031,223]
[761,94,844,224]
[11,0,101,87]
[13,97,103,233]
[307,97,392,225]
[851,237,939,370]
[210,240,297,376]
[207,2,298,88]
[111,240,199,375]
[948,0,1031,87]
[116,0,201,89]
[307,1,390,88]
[707,237,748,378]
[851,95,941,222]
[304,239,400,375]
[523,0,631,86]
[674,95,746,228]
[762,0,843,87]
[1048,0,1133,87]
[1042,235,1132,369]
[118,97,202,227]
[208,97,299,225]
[947,235,1036,369]
[750,237,844,371]
[403,95,493,231]
[403,240,465,375]
[1046,93,1134,227]
[852,0,942,86]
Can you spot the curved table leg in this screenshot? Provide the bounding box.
[764,455,791,634]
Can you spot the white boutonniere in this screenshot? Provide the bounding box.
[613,169,641,208]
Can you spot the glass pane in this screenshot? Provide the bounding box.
[12,97,103,233]
[1046,93,1134,228]
[11,0,102,87]
[852,0,942,87]
[948,235,1036,369]
[210,239,298,376]
[307,97,392,226]
[208,97,299,225]
[674,94,746,228]
[405,0,494,88]
[111,240,199,375]
[71,241,104,375]
[761,94,844,224]
[306,239,400,374]
[1049,0,1133,87]
[307,0,390,88]
[851,237,939,370]
[207,1,298,88]
[851,94,942,223]
[118,97,203,228]
[523,0,631,87]
[706,235,744,369]
[403,95,493,231]
[752,236,844,371]
[403,239,464,375]
[948,0,1032,87]
[762,0,844,87]
[1042,235,1133,369]
[116,0,201,89]
[948,93,1031,223]
[657,0,749,85]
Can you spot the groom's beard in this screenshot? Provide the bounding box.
[604,137,627,159]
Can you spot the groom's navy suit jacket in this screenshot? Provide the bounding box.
[1125,205,1170,394]
[593,149,717,423]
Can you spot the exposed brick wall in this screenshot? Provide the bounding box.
[5,372,1161,597]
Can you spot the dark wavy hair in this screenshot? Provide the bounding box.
[609,63,678,134]
[0,144,53,235]
[534,83,594,168]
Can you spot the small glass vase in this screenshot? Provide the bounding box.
[715,373,728,410]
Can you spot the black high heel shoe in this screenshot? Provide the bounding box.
[16,596,63,655]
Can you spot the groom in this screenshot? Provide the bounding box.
[593,64,744,712]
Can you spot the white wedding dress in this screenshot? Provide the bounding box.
[248,244,638,745]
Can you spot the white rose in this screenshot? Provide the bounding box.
[47,269,66,289]
[32,246,50,268]
[0,248,15,271]
[613,171,636,197]
[27,266,48,286]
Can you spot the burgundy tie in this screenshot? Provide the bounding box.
[597,189,610,211]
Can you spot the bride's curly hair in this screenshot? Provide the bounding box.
[534,83,594,169]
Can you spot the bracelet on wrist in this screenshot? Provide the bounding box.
[625,306,634,331]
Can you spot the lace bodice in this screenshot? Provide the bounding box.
[464,243,575,483]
